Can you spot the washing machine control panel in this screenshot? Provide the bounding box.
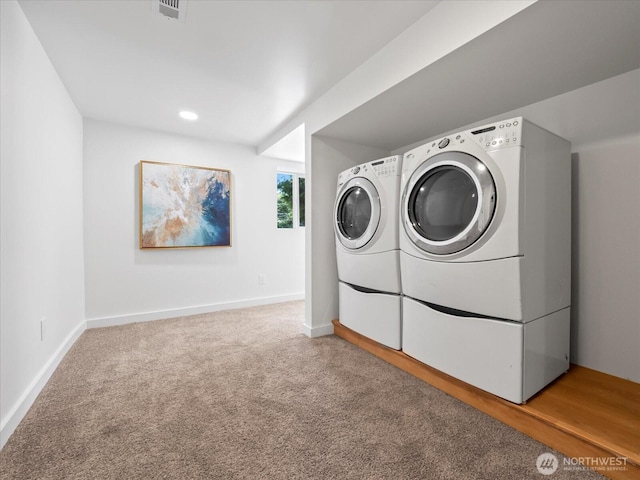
[337,156,400,186]
[371,155,400,177]
[438,138,450,149]
[468,117,523,151]
[337,166,363,186]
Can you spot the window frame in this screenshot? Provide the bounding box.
[277,171,305,229]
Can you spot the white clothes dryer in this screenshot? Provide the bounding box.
[399,117,571,403]
[335,155,402,349]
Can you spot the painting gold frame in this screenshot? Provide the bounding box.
[139,161,231,248]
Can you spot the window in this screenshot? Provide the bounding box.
[277,172,305,228]
[298,176,305,227]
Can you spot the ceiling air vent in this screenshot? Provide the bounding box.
[152,0,188,23]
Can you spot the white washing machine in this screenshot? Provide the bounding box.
[335,155,402,349]
[399,117,571,403]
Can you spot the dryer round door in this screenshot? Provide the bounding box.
[402,152,496,255]
[335,177,381,250]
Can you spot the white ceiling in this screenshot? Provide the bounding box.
[17,0,439,149]
[318,0,640,152]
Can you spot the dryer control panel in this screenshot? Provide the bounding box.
[418,117,524,157]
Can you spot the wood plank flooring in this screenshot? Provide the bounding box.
[332,320,640,480]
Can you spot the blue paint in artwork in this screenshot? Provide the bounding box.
[200,179,230,245]
[141,203,166,232]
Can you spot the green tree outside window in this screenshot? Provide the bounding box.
[277,172,305,229]
[298,177,305,227]
[277,173,293,228]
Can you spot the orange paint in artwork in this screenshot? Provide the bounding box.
[164,216,186,240]
[142,228,157,247]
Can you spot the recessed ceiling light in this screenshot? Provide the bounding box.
[179,111,198,121]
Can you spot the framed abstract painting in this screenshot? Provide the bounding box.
[139,161,231,248]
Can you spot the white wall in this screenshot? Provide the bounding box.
[570,134,640,382]
[0,0,86,447]
[83,119,305,325]
[305,137,389,335]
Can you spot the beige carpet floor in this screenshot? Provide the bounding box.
[0,301,603,479]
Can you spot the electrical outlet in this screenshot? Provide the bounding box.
[40,317,45,341]
[258,274,266,285]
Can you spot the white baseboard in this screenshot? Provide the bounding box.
[86,293,305,329]
[0,319,86,450]
[301,322,334,338]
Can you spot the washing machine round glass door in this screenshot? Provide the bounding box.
[335,177,381,250]
[402,152,496,255]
